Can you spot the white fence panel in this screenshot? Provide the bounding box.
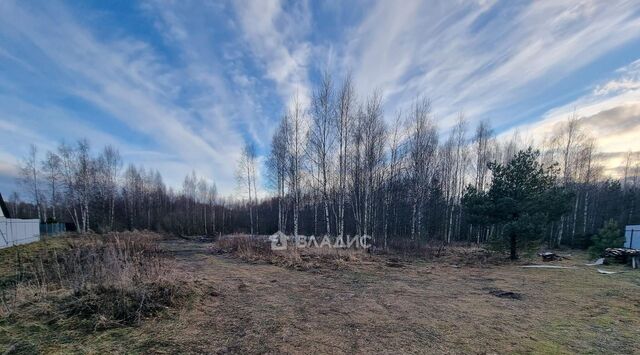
[0,218,41,249]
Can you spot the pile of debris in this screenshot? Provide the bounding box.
[537,251,574,262]
[604,248,640,268]
[538,252,563,262]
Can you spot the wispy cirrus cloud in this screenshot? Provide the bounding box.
[1,0,640,196]
[595,59,640,96]
[0,0,247,192]
[502,58,640,174]
[338,1,640,129]
[232,0,313,109]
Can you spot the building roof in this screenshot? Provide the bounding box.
[0,193,10,218]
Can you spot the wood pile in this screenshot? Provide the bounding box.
[604,248,640,257]
[604,248,640,268]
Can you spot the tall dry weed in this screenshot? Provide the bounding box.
[1,231,190,328]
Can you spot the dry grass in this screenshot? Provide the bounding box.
[211,234,273,257]
[211,234,502,271]
[272,247,371,270]
[3,235,640,354]
[0,231,195,354]
[383,238,506,266]
[155,238,640,354]
[211,234,373,270]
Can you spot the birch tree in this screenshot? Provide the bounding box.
[549,114,586,245]
[19,144,43,221]
[470,120,494,243]
[57,142,81,231]
[288,97,307,237]
[361,91,386,239]
[309,72,335,236]
[407,98,437,240]
[336,75,354,239]
[208,183,218,235]
[237,142,258,235]
[101,146,121,231]
[445,115,468,243]
[123,165,141,230]
[75,140,93,233]
[197,177,209,235]
[383,112,405,247]
[267,115,290,233]
[42,151,62,221]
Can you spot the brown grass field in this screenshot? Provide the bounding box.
[1,234,639,354]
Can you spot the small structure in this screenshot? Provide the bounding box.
[0,193,40,249]
[625,225,640,249]
[604,248,640,269]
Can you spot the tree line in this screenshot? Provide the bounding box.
[10,73,640,251]
[251,73,639,250]
[12,140,251,236]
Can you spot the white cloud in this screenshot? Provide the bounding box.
[595,59,640,96]
[595,79,640,96]
[339,1,640,128]
[233,0,312,109]
[0,0,246,193]
[0,151,19,179]
[2,0,640,194]
[500,58,640,176]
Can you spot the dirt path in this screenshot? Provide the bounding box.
[138,239,640,354]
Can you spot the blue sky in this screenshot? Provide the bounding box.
[1,0,640,197]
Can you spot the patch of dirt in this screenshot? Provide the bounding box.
[385,258,405,268]
[486,287,523,300]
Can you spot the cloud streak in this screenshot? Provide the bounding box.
[0,1,247,192]
[1,0,639,195]
[339,1,640,129]
[232,0,313,109]
[501,58,640,175]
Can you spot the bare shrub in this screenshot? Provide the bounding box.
[210,234,272,259]
[384,238,502,265]
[211,235,371,270]
[61,280,190,329]
[0,231,191,328]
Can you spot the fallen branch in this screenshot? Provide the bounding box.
[597,269,622,275]
[521,265,577,269]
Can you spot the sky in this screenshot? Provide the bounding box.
[1,0,640,198]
